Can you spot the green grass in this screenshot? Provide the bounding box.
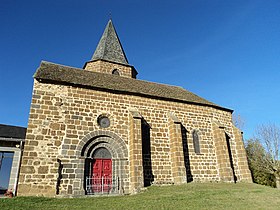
[1,183,279,210]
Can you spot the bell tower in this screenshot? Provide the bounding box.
[83,19,138,78]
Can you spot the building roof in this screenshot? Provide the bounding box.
[0,124,26,139]
[34,61,233,112]
[90,19,129,65]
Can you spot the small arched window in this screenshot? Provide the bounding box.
[192,130,200,154]
[112,69,120,75]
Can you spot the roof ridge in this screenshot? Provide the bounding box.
[40,60,81,70]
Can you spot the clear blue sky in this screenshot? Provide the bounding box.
[1,0,280,139]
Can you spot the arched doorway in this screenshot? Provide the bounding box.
[92,148,112,193]
[74,131,129,196]
[85,147,114,194]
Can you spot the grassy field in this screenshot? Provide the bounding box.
[0,183,279,210]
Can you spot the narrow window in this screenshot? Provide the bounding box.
[192,130,200,154]
[112,69,120,75]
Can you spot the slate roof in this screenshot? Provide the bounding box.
[0,124,26,139]
[34,61,232,112]
[91,19,129,65]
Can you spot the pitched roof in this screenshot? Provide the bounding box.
[91,19,129,65]
[34,61,233,112]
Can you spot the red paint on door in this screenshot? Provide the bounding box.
[92,159,112,192]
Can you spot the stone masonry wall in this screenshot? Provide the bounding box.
[212,122,235,181]
[84,60,135,78]
[232,126,252,182]
[18,79,251,196]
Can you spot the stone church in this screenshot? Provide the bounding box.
[18,20,252,196]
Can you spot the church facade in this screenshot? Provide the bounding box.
[18,20,252,196]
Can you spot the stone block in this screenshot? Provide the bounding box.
[38,166,49,174]
[21,166,35,174]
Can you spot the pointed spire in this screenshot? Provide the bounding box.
[91,19,129,65]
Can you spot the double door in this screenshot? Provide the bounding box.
[92,159,112,193]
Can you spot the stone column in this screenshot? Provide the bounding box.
[213,122,234,182]
[72,157,85,196]
[232,126,252,182]
[168,113,187,184]
[129,110,143,193]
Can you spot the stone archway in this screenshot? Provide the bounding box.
[74,131,129,195]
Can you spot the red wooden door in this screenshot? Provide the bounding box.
[92,159,112,193]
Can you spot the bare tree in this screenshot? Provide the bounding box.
[232,113,245,130]
[246,139,276,187]
[255,124,280,188]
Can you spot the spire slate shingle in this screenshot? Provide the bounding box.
[91,19,129,65]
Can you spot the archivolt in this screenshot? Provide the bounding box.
[76,130,128,159]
